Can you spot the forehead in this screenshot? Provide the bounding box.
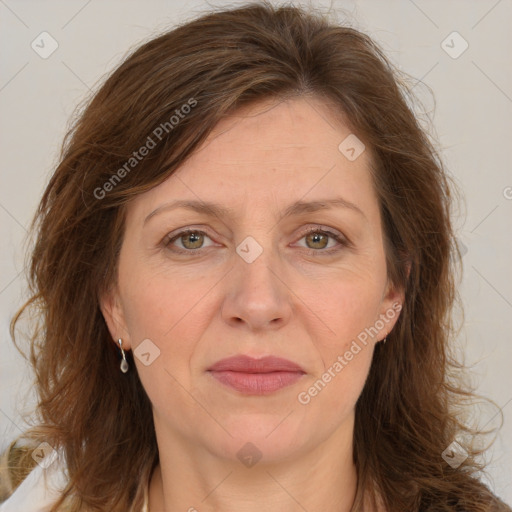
[127,96,379,223]
[196,96,360,165]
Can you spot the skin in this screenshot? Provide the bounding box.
[101,96,404,512]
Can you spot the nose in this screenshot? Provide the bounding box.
[221,243,292,332]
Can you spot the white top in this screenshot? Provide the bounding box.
[0,453,149,512]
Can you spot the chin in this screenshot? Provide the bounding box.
[202,413,314,465]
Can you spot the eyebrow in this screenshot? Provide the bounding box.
[144,197,366,225]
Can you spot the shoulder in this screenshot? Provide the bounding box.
[0,442,68,512]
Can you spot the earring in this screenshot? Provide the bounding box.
[118,338,129,373]
[382,336,387,344]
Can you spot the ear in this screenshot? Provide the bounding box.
[376,277,406,343]
[99,285,132,350]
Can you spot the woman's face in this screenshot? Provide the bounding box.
[102,96,403,465]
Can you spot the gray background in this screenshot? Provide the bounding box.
[1,0,511,505]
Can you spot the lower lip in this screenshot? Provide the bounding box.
[209,370,304,395]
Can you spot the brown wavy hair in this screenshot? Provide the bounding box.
[6,2,510,511]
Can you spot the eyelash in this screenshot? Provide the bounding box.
[163,226,349,257]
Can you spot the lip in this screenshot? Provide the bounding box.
[207,355,306,395]
[208,355,305,373]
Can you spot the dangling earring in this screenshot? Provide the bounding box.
[382,336,387,344]
[118,338,129,373]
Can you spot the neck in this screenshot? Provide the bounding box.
[148,423,359,512]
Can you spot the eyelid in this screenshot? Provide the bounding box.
[162,225,351,255]
[293,225,350,252]
[162,227,216,249]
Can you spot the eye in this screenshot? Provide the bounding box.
[294,227,348,255]
[163,229,215,254]
[163,226,349,256]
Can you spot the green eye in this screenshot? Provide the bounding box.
[164,226,348,257]
[165,229,213,253]
[297,228,347,255]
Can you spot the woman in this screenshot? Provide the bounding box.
[1,2,510,511]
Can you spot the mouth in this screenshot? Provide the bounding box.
[207,355,306,395]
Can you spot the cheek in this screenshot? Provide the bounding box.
[120,247,188,330]
[314,268,386,349]
[299,266,385,407]
[118,263,214,370]
[293,310,375,445]
[118,270,210,412]
[298,347,373,437]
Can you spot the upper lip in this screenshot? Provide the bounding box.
[208,355,305,373]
